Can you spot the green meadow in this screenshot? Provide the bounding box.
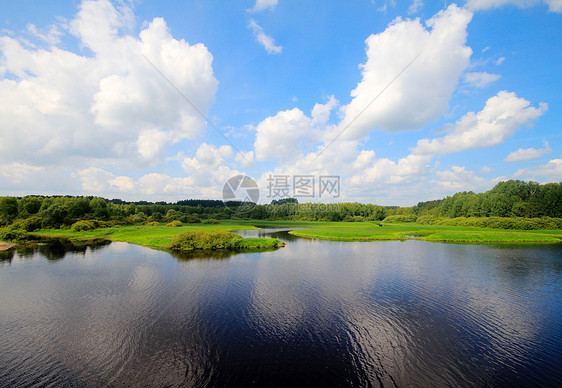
[286,222,562,243]
[31,221,263,250]
[27,220,562,251]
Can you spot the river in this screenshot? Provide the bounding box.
[1,229,561,387]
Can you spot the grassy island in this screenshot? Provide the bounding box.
[27,221,285,251]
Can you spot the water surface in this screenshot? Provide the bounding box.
[1,231,561,387]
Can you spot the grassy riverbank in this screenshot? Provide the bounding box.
[9,220,562,250]
[285,222,562,243]
[30,221,284,250]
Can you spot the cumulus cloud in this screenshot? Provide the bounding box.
[337,4,473,138]
[466,0,562,13]
[432,165,489,192]
[514,158,562,179]
[249,0,278,12]
[413,91,547,155]
[248,19,282,54]
[0,0,217,170]
[181,143,241,190]
[72,164,231,199]
[463,71,501,88]
[505,140,551,162]
[254,108,319,162]
[349,154,433,185]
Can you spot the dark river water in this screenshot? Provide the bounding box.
[1,230,561,387]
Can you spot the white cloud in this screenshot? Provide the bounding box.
[311,95,338,125]
[0,0,217,169]
[109,176,136,192]
[408,0,424,14]
[26,24,62,46]
[480,166,494,174]
[505,140,551,162]
[463,71,501,88]
[337,5,473,138]
[349,153,433,185]
[254,108,318,162]
[413,91,547,155]
[76,167,115,193]
[0,163,45,186]
[514,158,562,179]
[248,19,283,54]
[235,151,255,168]
[377,0,397,14]
[137,173,191,196]
[432,165,489,192]
[181,143,241,190]
[249,0,278,13]
[496,56,506,65]
[466,0,562,13]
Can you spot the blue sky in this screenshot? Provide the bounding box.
[0,0,561,205]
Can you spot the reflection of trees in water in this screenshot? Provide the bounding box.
[7,239,112,262]
[38,240,80,261]
[235,229,298,242]
[168,246,280,262]
[84,239,112,253]
[0,249,15,264]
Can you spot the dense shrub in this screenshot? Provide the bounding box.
[382,214,417,223]
[12,216,42,232]
[130,213,146,223]
[166,220,183,227]
[143,221,160,227]
[0,226,29,241]
[170,230,242,250]
[416,216,562,230]
[203,218,220,224]
[71,220,96,232]
[181,215,202,223]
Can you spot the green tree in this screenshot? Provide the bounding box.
[41,204,69,228]
[0,197,19,224]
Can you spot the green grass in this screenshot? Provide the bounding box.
[287,222,562,243]
[32,221,260,249]
[28,220,562,249]
[236,237,285,248]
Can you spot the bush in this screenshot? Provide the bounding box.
[204,218,220,224]
[180,215,201,223]
[415,216,562,230]
[170,230,242,250]
[143,221,160,227]
[166,220,183,227]
[12,216,43,232]
[0,226,29,242]
[383,214,417,223]
[131,213,146,223]
[71,220,96,232]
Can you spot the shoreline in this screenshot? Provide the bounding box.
[0,242,16,251]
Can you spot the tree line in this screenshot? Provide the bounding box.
[1,180,561,240]
[412,180,562,219]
